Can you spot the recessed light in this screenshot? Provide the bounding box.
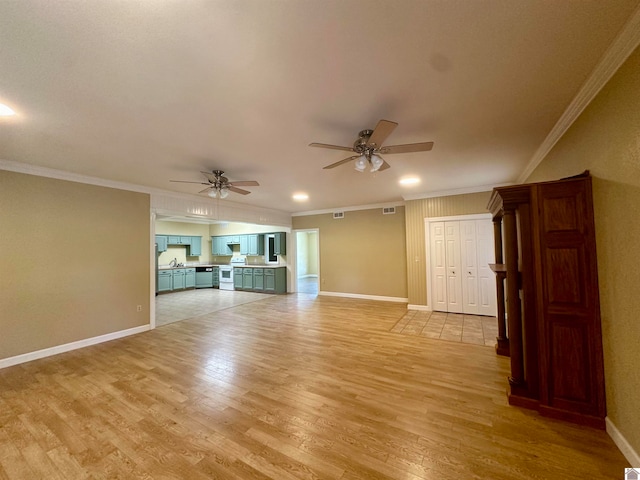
[292,193,309,201]
[399,177,420,186]
[0,103,16,116]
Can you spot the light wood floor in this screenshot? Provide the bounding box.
[0,295,628,479]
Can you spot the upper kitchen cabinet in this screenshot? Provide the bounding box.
[240,234,265,256]
[156,235,168,252]
[211,236,231,256]
[187,236,201,256]
[156,235,202,256]
[273,232,286,255]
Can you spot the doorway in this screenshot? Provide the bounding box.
[295,230,319,294]
[426,214,496,316]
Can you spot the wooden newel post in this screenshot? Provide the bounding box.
[492,217,509,356]
[503,210,524,386]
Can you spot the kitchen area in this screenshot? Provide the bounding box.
[155,218,290,326]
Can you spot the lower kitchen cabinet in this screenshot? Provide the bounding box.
[172,269,185,290]
[212,266,220,287]
[233,268,243,289]
[184,268,195,288]
[158,270,173,292]
[253,268,264,291]
[264,267,286,294]
[242,268,253,290]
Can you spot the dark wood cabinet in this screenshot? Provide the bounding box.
[487,172,606,428]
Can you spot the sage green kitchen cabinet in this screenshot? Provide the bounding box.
[249,234,264,255]
[158,270,173,292]
[172,269,185,290]
[264,267,286,294]
[242,268,253,290]
[211,236,230,255]
[212,266,220,287]
[233,267,243,289]
[167,235,180,245]
[180,236,192,245]
[156,235,168,252]
[187,236,201,256]
[239,235,249,255]
[185,268,195,288]
[228,235,241,244]
[253,268,264,291]
[273,232,286,255]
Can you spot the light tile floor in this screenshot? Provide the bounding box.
[296,276,319,295]
[391,310,499,347]
[155,288,271,327]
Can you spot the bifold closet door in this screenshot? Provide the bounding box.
[430,219,496,316]
[430,221,463,314]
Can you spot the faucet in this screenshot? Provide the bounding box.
[169,258,177,267]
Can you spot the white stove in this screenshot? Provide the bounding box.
[219,256,247,290]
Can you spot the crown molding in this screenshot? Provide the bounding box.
[518,3,640,183]
[0,159,291,223]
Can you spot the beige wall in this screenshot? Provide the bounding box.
[156,221,212,265]
[292,207,407,299]
[526,46,640,455]
[1,171,150,360]
[404,192,492,306]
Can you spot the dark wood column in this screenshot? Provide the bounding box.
[503,209,524,387]
[491,218,509,356]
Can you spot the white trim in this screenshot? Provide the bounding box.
[150,211,157,329]
[402,184,509,201]
[319,291,408,303]
[292,201,405,217]
[408,304,431,311]
[426,213,492,223]
[0,325,150,370]
[518,3,640,183]
[1,159,292,227]
[606,417,640,466]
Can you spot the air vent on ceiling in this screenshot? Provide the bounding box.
[333,211,344,219]
[382,207,396,215]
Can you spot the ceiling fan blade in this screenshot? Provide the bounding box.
[200,171,218,183]
[170,180,210,185]
[229,180,259,187]
[367,119,398,147]
[323,155,360,170]
[198,187,212,194]
[228,186,251,195]
[309,142,354,152]
[379,142,434,154]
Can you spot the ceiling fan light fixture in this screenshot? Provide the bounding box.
[208,189,217,198]
[370,154,384,172]
[219,188,229,199]
[354,155,367,172]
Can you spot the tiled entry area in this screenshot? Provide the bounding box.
[155,288,271,327]
[391,310,499,347]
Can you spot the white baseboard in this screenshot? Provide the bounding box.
[0,325,150,370]
[319,291,408,303]
[606,416,640,466]
[408,304,432,311]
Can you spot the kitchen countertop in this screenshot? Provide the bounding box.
[159,264,286,270]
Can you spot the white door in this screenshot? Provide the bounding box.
[460,220,479,315]
[429,217,496,316]
[430,222,448,312]
[476,221,497,316]
[445,221,463,313]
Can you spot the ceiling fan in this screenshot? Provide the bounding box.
[170,170,259,198]
[309,119,434,172]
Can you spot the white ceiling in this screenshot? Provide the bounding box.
[1,1,639,214]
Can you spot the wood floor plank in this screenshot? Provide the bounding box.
[0,294,630,479]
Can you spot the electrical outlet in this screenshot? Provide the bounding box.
[136,305,142,312]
